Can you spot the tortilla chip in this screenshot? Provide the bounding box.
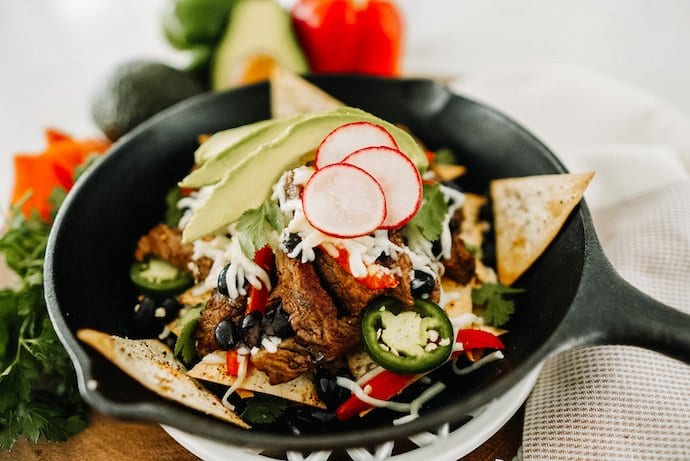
[441,277,474,317]
[178,286,212,307]
[77,329,249,429]
[460,193,488,249]
[270,66,342,118]
[432,163,466,182]
[346,347,380,380]
[188,351,326,409]
[491,171,594,285]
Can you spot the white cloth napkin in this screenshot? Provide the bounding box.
[452,62,690,460]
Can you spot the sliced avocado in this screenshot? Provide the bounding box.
[183,106,427,189]
[211,0,308,90]
[194,119,275,165]
[181,107,427,242]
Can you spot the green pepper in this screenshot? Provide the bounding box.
[361,298,454,374]
[130,257,193,296]
[162,0,235,50]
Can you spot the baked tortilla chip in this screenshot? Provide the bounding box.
[188,351,326,409]
[491,171,594,285]
[346,347,380,380]
[270,66,342,118]
[77,329,249,429]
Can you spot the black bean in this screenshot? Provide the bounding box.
[241,311,263,348]
[133,297,156,324]
[314,368,350,410]
[283,233,301,253]
[214,320,239,350]
[161,297,182,313]
[271,304,294,339]
[217,264,230,297]
[431,239,443,257]
[284,407,337,435]
[411,270,435,298]
[375,252,394,266]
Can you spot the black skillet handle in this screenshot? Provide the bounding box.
[548,242,690,364]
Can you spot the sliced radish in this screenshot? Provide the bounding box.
[302,164,386,238]
[315,122,398,169]
[343,146,423,229]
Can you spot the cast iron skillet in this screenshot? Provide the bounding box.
[45,76,690,451]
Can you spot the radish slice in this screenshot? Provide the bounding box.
[302,164,386,238]
[343,146,423,229]
[315,122,398,169]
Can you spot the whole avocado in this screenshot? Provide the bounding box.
[91,60,204,141]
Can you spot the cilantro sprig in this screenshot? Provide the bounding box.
[471,283,525,327]
[408,184,448,241]
[241,394,290,425]
[173,305,204,364]
[235,199,285,259]
[0,201,87,450]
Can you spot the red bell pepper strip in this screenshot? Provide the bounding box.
[330,246,398,290]
[226,350,240,376]
[245,246,274,316]
[455,329,505,355]
[291,0,404,76]
[335,369,419,421]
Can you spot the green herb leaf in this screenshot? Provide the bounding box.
[165,187,185,228]
[471,283,525,327]
[241,394,290,425]
[408,184,448,241]
[235,200,285,259]
[433,147,456,165]
[48,187,68,221]
[0,204,87,449]
[174,306,204,363]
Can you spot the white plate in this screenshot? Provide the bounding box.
[164,364,541,461]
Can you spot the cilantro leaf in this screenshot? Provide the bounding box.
[433,147,456,165]
[164,187,184,228]
[472,283,525,327]
[408,184,448,241]
[0,152,102,449]
[235,200,285,259]
[174,306,203,363]
[241,394,290,425]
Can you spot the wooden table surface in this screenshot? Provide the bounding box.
[1,407,523,461]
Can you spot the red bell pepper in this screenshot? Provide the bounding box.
[454,329,505,355]
[291,0,404,76]
[335,369,418,421]
[245,246,275,316]
[226,350,240,376]
[331,246,398,290]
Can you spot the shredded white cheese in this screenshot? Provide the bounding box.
[392,381,447,426]
[452,350,505,375]
[178,186,214,230]
[221,353,249,410]
[335,377,411,413]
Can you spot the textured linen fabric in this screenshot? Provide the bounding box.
[453,64,690,460]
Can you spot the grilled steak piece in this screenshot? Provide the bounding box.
[194,290,247,356]
[134,223,212,281]
[314,251,382,317]
[443,209,477,285]
[386,233,415,306]
[252,251,361,384]
[251,338,316,384]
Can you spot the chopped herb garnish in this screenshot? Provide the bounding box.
[408,184,448,241]
[235,199,285,259]
[433,147,456,165]
[471,283,525,327]
[173,305,204,364]
[164,187,184,228]
[241,394,290,425]
[0,195,87,449]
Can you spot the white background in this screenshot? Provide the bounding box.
[1,0,689,205]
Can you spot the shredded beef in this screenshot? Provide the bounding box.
[314,251,382,317]
[134,223,213,281]
[194,290,247,356]
[251,251,361,384]
[251,338,316,384]
[443,209,476,284]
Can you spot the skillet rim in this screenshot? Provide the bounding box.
[44,75,583,450]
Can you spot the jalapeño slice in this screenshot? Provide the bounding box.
[361,298,453,374]
[130,256,193,296]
